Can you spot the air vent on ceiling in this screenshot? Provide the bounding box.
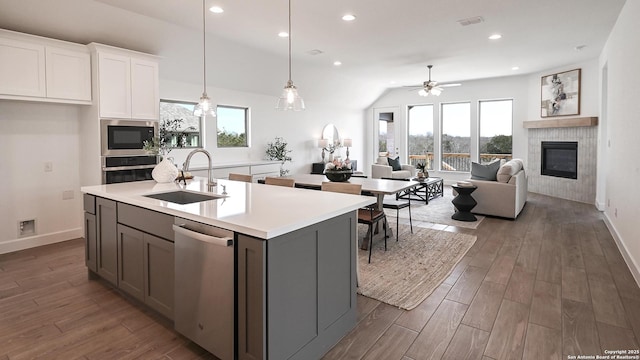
[307,49,324,56]
[458,16,484,26]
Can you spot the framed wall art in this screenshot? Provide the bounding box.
[540,68,581,117]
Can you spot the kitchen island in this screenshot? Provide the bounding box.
[81,178,375,360]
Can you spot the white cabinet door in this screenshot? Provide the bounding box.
[98,52,131,119]
[45,46,91,101]
[131,57,159,120]
[0,37,45,97]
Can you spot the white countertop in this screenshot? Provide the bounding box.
[81,177,375,239]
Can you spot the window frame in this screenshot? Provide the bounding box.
[159,99,203,149]
[407,103,435,170]
[216,104,250,148]
[440,101,471,172]
[478,98,513,164]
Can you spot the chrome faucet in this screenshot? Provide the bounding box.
[183,149,217,190]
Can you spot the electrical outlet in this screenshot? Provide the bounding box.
[62,190,74,200]
[44,162,53,172]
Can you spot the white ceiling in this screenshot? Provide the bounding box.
[0,0,626,108]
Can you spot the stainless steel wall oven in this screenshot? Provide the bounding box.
[101,155,158,184]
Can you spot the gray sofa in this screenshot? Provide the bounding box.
[462,159,528,219]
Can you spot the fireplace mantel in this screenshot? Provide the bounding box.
[523,117,598,129]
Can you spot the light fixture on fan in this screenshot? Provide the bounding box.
[276,0,305,111]
[194,0,216,118]
[418,65,444,97]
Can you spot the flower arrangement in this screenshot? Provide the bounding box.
[265,137,293,176]
[324,159,353,182]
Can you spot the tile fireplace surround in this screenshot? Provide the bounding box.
[527,125,597,204]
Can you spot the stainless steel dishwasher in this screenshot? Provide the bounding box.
[173,218,234,360]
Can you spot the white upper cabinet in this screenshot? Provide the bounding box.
[0,29,91,104]
[46,46,91,101]
[131,58,159,120]
[93,44,159,120]
[0,37,46,97]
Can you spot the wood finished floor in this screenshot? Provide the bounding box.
[1,192,639,359]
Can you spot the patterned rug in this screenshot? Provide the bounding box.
[357,224,477,310]
[383,185,485,229]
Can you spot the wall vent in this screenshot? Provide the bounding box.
[458,16,484,26]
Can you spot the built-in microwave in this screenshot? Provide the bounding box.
[101,119,158,156]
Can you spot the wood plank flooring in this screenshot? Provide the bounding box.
[1,192,639,359]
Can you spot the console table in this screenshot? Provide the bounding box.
[311,160,357,174]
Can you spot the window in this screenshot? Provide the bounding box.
[408,105,434,170]
[441,102,471,172]
[159,100,202,148]
[216,105,248,147]
[479,99,513,163]
[378,112,394,154]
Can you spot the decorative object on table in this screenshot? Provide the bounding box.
[318,139,328,162]
[324,159,353,182]
[415,161,428,179]
[456,180,474,187]
[193,0,216,118]
[276,0,305,111]
[152,157,180,183]
[342,138,352,160]
[541,68,580,117]
[265,137,292,176]
[451,184,478,221]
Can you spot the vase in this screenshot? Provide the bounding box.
[152,158,179,183]
[328,153,334,162]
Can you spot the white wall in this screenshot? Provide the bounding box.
[365,75,529,182]
[160,79,366,175]
[0,101,83,253]
[599,0,640,283]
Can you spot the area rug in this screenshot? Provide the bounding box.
[384,186,485,229]
[357,225,477,310]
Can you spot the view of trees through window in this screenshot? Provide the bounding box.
[441,102,471,172]
[159,100,202,148]
[479,99,513,164]
[378,112,394,154]
[216,105,248,147]
[408,105,434,170]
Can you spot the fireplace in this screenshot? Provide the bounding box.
[541,141,578,179]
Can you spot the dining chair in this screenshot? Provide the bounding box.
[228,173,253,182]
[321,182,387,263]
[380,178,413,241]
[264,176,295,187]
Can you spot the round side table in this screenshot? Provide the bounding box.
[451,185,478,222]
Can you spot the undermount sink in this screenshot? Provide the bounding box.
[144,191,225,205]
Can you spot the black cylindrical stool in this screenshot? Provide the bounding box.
[451,185,478,222]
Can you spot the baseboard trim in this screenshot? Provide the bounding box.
[595,200,606,211]
[604,214,640,288]
[0,228,83,255]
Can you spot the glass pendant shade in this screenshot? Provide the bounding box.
[430,87,443,96]
[277,80,305,111]
[193,92,216,117]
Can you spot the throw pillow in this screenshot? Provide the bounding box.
[496,159,524,183]
[470,161,500,181]
[387,157,402,171]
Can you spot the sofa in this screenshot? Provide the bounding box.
[371,156,415,179]
[460,158,528,219]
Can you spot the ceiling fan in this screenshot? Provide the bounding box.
[406,65,460,96]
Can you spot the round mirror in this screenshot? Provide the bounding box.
[322,124,340,146]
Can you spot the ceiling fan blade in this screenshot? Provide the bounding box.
[441,83,462,88]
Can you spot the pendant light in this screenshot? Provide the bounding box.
[193,0,216,118]
[276,0,305,111]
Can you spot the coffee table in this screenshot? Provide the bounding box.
[396,177,443,204]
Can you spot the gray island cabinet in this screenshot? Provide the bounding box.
[82,178,371,360]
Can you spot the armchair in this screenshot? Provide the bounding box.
[371,156,415,179]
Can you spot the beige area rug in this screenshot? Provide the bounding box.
[357,224,477,310]
[384,186,485,229]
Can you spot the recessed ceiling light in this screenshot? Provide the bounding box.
[278,32,289,38]
[488,34,502,40]
[512,66,520,70]
[333,61,342,66]
[209,6,224,13]
[389,80,397,84]
[342,14,356,21]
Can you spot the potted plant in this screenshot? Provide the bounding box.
[143,118,195,183]
[416,162,428,179]
[265,137,293,176]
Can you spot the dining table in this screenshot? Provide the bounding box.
[285,174,420,248]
